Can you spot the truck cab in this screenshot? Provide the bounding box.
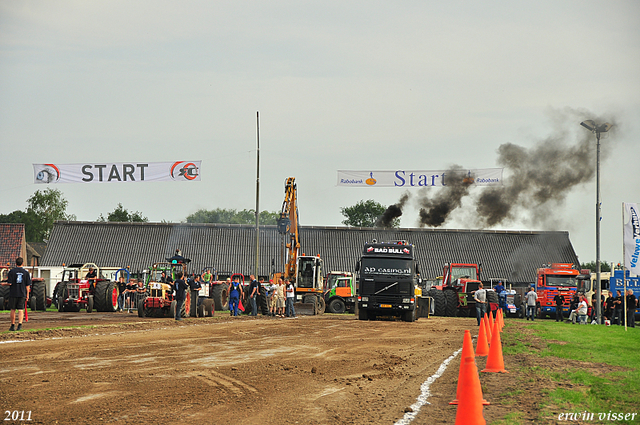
[356,240,421,322]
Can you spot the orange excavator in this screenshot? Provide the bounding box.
[271,177,325,315]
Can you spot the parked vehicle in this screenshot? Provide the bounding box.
[138,261,190,318]
[324,271,355,314]
[55,263,119,313]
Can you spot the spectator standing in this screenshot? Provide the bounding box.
[613,290,624,325]
[285,279,296,318]
[189,274,202,308]
[1,257,32,331]
[202,269,213,285]
[493,280,506,313]
[473,283,487,326]
[267,280,277,317]
[526,286,538,321]
[626,289,637,328]
[125,279,137,313]
[117,275,127,312]
[174,272,187,321]
[276,279,286,317]
[249,275,259,317]
[553,292,564,322]
[228,277,241,317]
[605,292,615,323]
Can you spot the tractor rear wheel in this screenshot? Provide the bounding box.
[190,290,198,317]
[95,281,118,312]
[427,288,446,316]
[259,286,269,315]
[30,295,37,311]
[138,300,145,317]
[487,290,499,306]
[0,286,9,310]
[87,295,94,313]
[211,284,228,311]
[201,299,214,317]
[328,298,346,314]
[169,300,176,318]
[32,280,47,311]
[443,290,458,317]
[57,282,68,312]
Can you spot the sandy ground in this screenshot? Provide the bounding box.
[0,311,547,424]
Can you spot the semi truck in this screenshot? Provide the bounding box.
[534,263,582,319]
[356,240,422,322]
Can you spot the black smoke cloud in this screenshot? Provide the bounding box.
[375,192,410,228]
[376,109,618,229]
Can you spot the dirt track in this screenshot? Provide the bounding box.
[0,311,533,424]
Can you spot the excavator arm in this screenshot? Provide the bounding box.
[277,177,300,281]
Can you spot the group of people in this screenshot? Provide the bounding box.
[553,289,637,326]
[227,275,297,318]
[116,276,146,313]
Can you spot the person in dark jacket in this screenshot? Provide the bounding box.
[1,257,32,331]
[174,272,188,321]
[553,293,564,322]
[626,289,637,328]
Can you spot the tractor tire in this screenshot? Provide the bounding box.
[211,284,228,311]
[259,286,269,315]
[242,287,252,315]
[189,290,199,318]
[169,300,176,318]
[317,296,325,315]
[487,290,499,306]
[138,300,145,318]
[32,280,47,311]
[51,282,60,309]
[95,281,118,312]
[182,292,190,318]
[443,290,458,317]
[57,282,68,312]
[328,298,346,314]
[30,295,37,311]
[427,288,446,316]
[0,286,9,310]
[203,299,214,317]
[87,295,94,313]
[0,297,3,311]
[358,308,369,321]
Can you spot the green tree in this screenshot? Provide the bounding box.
[98,203,148,222]
[185,208,278,225]
[580,261,612,273]
[340,199,400,228]
[24,188,76,242]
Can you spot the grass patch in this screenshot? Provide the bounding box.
[491,411,525,425]
[507,321,640,424]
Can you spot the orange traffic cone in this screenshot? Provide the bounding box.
[450,330,475,405]
[488,309,495,331]
[482,318,508,373]
[498,308,504,331]
[483,314,492,343]
[475,319,490,357]
[454,356,487,425]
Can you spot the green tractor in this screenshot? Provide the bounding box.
[323,271,356,314]
[138,262,190,318]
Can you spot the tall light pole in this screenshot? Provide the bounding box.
[255,111,260,279]
[580,119,613,324]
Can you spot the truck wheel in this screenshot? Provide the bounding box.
[138,300,145,317]
[443,290,458,317]
[329,298,346,314]
[95,281,118,312]
[32,280,47,311]
[427,289,446,316]
[87,295,94,313]
[211,284,228,311]
[57,282,68,312]
[358,308,369,321]
[402,308,417,322]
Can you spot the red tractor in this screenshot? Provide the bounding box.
[428,263,494,317]
[55,263,119,313]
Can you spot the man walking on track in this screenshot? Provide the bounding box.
[1,257,32,331]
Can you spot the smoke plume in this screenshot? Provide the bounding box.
[376,109,618,230]
[375,192,410,228]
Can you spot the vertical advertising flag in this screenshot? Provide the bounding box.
[624,203,640,275]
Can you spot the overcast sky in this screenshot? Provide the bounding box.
[1,1,639,267]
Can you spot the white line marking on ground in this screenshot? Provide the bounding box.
[394,347,463,425]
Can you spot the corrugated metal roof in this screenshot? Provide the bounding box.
[41,221,579,284]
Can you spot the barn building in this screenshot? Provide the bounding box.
[40,221,580,286]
